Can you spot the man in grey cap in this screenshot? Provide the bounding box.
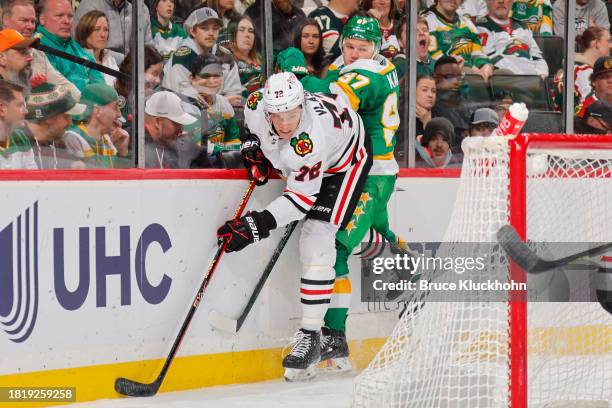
[468,108,499,137]
[163,7,243,106]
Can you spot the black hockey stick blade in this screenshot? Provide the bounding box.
[209,220,299,334]
[497,225,612,274]
[114,377,161,397]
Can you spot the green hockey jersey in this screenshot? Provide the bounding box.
[330,55,400,176]
[511,0,553,36]
[423,7,490,68]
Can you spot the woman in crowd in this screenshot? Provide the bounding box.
[415,74,437,138]
[75,10,120,86]
[362,0,399,58]
[292,19,326,78]
[226,15,263,98]
[150,0,187,61]
[114,45,165,121]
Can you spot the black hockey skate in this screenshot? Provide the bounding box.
[282,329,321,381]
[318,327,352,372]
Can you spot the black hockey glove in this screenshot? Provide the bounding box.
[240,133,273,186]
[217,210,277,252]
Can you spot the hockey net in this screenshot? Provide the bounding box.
[353,134,612,408]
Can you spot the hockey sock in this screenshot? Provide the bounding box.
[300,266,335,331]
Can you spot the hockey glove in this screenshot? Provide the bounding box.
[217,210,277,252]
[241,134,273,185]
[275,47,309,78]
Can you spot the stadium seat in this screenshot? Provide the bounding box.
[533,35,564,76]
[521,110,563,133]
[491,74,551,111]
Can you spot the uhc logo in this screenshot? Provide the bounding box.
[1,202,174,343]
[0,202,39,343]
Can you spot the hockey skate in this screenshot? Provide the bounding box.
[318,327,352,373]
[282,329,321,382]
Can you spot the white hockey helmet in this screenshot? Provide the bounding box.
[263,72,305,114]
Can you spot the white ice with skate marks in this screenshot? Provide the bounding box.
[57,375,356,408]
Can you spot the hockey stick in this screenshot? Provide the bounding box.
[497,225,612,274]
[114,180,256,397]
[208,220,299,334]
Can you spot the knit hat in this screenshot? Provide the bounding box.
[421,117,454,147]
[26,82,86,120]
[77,83,120,120]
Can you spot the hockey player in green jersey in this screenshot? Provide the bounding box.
[278,16,405,372]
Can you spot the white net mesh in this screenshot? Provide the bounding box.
[352,136,612,408]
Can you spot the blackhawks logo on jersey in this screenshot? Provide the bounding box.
[290,132,313,157]
[246,91,263,110]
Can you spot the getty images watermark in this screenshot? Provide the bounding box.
[360,242,605,303]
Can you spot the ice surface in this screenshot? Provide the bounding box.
[58,375,355,408]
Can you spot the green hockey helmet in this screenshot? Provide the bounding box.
[341,16,383,54]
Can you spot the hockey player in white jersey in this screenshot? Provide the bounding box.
[216,72,371,381]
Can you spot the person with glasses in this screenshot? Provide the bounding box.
[432,55,477,142]
[0,28,38,90]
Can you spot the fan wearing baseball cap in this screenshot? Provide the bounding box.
[162,7,243,106]
[62,83,131,168]
[0,28,39,89]
[577,56,612,117]
[468,108,499,137]
[575,100,612,134]
[144,90,197,168]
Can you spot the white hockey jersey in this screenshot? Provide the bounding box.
[244,91,367,228]
[476,16,548,76]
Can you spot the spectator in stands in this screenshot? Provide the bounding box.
[115,44,164,102]
[423,0,493,82]
[572,27,611,104]
[416,116,461,168]
[226,15,263,97]
[72,0,152,54]
[432,55,475,142]
[578,55,612,116]
[511,0,553,36]
[425,0,488,21]
[553,0,610,37]
[309,0,359,61]
[75,11,120,87]
[206,0,241,46]
[0,28,37,89]
[63,83,130,168]
[393,16,436,80]
[245,0,307,54]
[36,0,105,92]
[467,107,499,136]
[0,80,36,169]
[415,74,437,137]
[144,90,197,168]
[476,0,548,78]
[22,82,87,168]
[362,0,400,59]
[293,19,326,77]
[150,0,187,61]
[187,53,240,167]
[575,100,612,133]
[2,0,80,100]
[163,7,243,106]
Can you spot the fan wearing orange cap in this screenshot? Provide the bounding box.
[0,28,38,89]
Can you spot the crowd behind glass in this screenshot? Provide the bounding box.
[0,0,610,170]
